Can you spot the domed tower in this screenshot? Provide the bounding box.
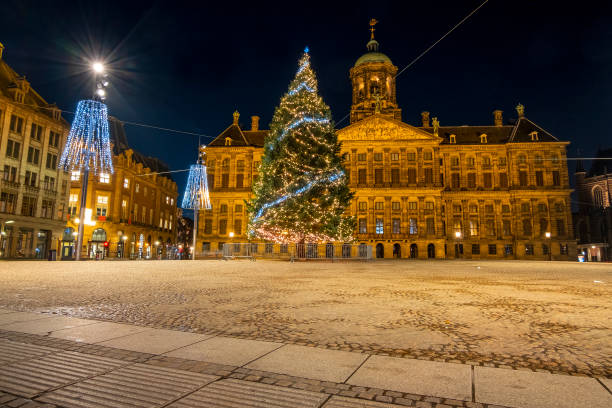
[349,19,401,124]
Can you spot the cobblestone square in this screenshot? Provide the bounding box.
[0,260,610,378]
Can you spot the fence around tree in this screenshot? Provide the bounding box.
[220,243,372,261]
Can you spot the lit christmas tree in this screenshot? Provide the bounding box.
[249,48,354,243]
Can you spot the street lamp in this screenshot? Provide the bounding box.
[545,232,551,261]
[229,232,234,238]
[455,231,462,259]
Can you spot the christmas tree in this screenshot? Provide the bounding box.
[248,48,354,243]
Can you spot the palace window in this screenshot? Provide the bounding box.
[449,134,456,144]
[522,219,532,235]
[234,219,242,235]
[518,155,526,164]
[453,204,462,213]
[552,171,560,186]
[485,204,494,213]
[469,204,478,213]
[499,173,508,188]
[409,218,418,234]
[482,156,491,167]
[504,244,514,255]
[359,202,367,211]
[521,202,530,212]
[472,244,480,255]
[236,174,244,188]
[480,134,488,144]
[423,151,433,161]
[358,169,366,184]
[424,201,433,210]
[451,173,460,188]
[525,244,534,255]
[551,154,559,164]
[424,168,433,184]
[391,168,400,184]
[375,201,384,210]
[451,156,459,167]
[519,171,528,186]
[409,201,418,210]
[99,173,110,183]
[469,220,479,236]
[121,200,127,218]
[9,115,24,134]
[220,204,228,214]
[503,220,511,236]
[375,218,384,234]
[535,171,544,186]
[426,218,435,235]
[235,204,243,213]
[407,152,416,161]
[135,183,140,193]
[204,219,212,234]
[219,219,227,235]
[359,218,367,233]
[498,157,506,166]
[392,201,400,211]
[467,157,475,167]
[486,219,496,236]
[556,219,565,236]
[390,152,399,161]
[540,218,548,236]
[407,168,416,184]
[392,218,401,234]
[530,131,539,141]
[488,244,497,255]
[467,173,476,188]
[535,155,543,165]
[374,152,383,161]
[483,173,492,188]
[123,178,129,188]
[357,153,366,161]
[374,169,383,184]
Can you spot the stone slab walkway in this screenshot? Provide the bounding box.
[0,309,610,408]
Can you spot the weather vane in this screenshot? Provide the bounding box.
[369,18,378,40]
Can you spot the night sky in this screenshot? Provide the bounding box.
[1,0,611,206]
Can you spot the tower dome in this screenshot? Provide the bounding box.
[354,39,393,67]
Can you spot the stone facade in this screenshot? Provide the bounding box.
[0,42,71,259]
[573,149,611,261]
[64,118,178,259]
[198,35,576,260]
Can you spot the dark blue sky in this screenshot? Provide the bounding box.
[2,0,611,199]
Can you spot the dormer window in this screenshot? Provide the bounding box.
[480,134,488,144]
[529,131,538,141]
[224,137,232,146]
[449,134,456,144]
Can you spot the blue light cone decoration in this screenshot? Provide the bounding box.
[59,100,114,174]
[181,164,211,210]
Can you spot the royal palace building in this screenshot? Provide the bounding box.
[0,43,71,259]
[199,34,576,260]
[63,117,179,259]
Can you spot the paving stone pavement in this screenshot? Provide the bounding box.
[0,312,610,408]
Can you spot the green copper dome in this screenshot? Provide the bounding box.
[354,39,393,67]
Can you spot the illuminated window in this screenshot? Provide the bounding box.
[449,134,456,144]
[480,134,488,144]
[123,178,129,188]
[135,183,140,193]
[409,218,418,234]
[359,202,367,211]
[390,153,399,161]
[423,151,433,161]
[71,171,80,181]
[96,195,109,216]
[375,201,384,210]
[375,218,384,234]
[359,218,367,233]
[99,173,110,183]
[393,218,401,234]
[392,201,400,210]
[68,193,79,215]
[424,202,433,210]
[409,201,418,210]
[121,200,127,218]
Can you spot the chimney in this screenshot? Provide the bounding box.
[251,115,260,131]
[421,111,430,127]
[493,110,503,127]
[0,42,4,59]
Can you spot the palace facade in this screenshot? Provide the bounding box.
[64,117,179,259]
[0,43,71,259]
[199,34,576,260]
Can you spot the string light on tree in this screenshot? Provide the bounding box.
[248,48,354,243]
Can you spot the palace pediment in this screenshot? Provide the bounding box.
[337,114,441,143]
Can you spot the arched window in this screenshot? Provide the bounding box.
[449,134,456,144]
[593,187,604,208]
[92,228,107,242]
[480,134,488,144]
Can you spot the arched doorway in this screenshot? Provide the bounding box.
[393,243,401,258]
[376,243,384,258]
[138,234,145,259]
[427,243,435,259]
[90,228,107,259]
[410,243,418,259]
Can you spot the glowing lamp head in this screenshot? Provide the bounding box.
[5,220,14,224]
[155,241,160,246]
[545,232,551,238]
[121,235,127,241]
[92,62,104,73]
[229,232,235,238]
[455,231,462,238]
[96,89,106,97]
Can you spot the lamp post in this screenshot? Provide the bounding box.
[545,232,551,261]
[60,61,113,261]
[455,230,462,259]
[121,235,127,259]
[181,161,211,260]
